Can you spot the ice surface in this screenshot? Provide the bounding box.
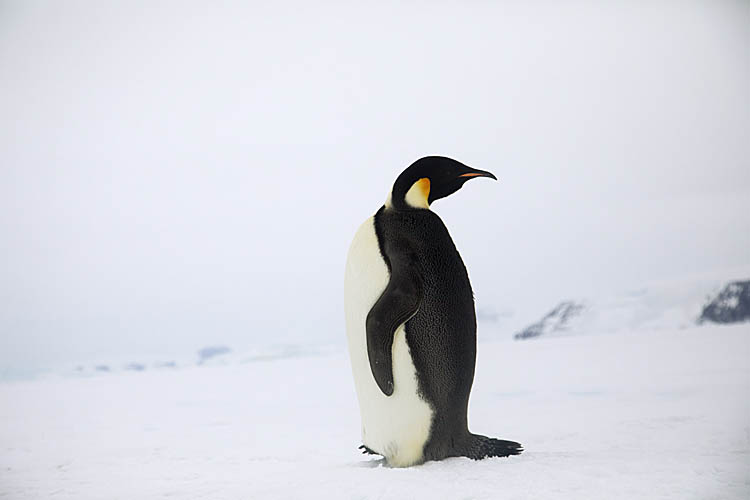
[1,324,749,499]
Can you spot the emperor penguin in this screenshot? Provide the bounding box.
[344,156,523,467]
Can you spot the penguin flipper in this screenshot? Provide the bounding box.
[365,252,422,396]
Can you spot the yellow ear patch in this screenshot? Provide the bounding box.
[404,177,431,209]
[416,177,430,199]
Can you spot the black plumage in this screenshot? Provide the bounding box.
[364,156,522,462]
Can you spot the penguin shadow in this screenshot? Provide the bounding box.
[353,457,388,468]
[352,454,527,469]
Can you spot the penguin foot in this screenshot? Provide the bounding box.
[358,444,381,456]
[462,434,523,460]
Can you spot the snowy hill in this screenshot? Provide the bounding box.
[513,301,586,340]
[513,276,749,340]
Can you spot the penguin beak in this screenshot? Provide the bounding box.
[458,169,497,181]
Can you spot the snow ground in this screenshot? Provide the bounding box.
[1,324,749,499]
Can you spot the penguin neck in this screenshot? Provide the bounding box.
[385,178,431,211]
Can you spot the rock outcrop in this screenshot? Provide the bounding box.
[514,301,585,340]
[698,280,750,324]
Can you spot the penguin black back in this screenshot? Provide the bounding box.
[374,206,476,448]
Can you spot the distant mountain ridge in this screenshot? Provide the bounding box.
[514,277,750,340]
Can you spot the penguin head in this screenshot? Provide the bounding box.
[386,156,496,210]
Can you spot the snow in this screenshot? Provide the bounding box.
[1,324,749,499]
[724,296,740,309]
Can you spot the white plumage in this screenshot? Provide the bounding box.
[344,215,433,467]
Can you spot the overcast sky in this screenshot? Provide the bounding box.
[1,1,749,375]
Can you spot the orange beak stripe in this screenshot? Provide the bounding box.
[458,172,485,178]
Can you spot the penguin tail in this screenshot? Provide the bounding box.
[461,433,523,460]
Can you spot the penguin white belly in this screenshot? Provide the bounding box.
[344,216,433,467]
